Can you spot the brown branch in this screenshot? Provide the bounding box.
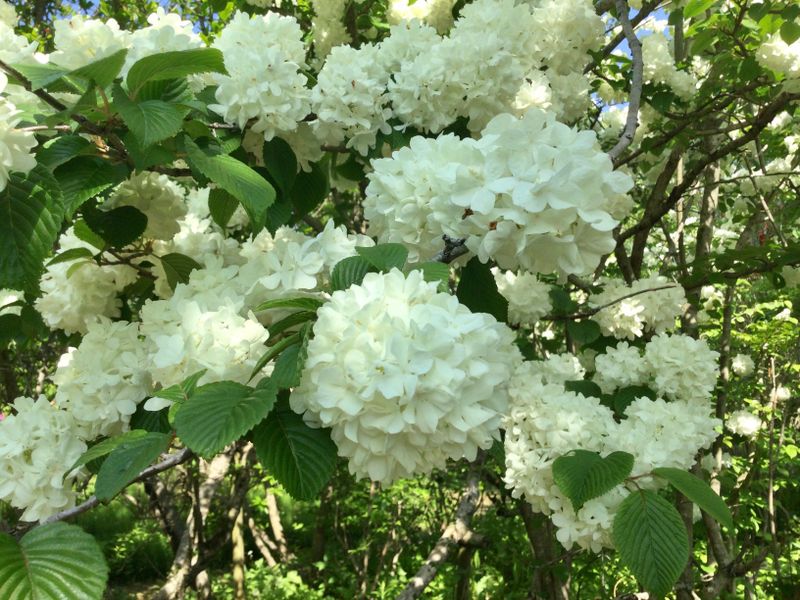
[544,284,679,322]
[433,235,470,264]
[40,448,193,526]
[396,454,485,600]
[608,0,644,163]
[618,92,799,245]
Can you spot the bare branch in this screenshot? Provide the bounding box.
[608,0,644,163]
[41,448,194,526]
[396,455,485,600]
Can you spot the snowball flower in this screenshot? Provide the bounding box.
[105,171,188,240]
[35,228,138,334]
[0,1,16,26]
[731,353,755,377]
[54,318,152,439]
[643,333,720,403]
[493,269,553,326]
[387,0,456,33]
[365,109,634,276]
[291,269,521,483]
[50,15,131,70]
[590,275,686,339]
[121,8,203,79]
[211,11,311,141]
[0,73,37,192]
[0,396,87,522]
[727,410,762,437]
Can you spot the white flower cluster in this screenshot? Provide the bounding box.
[505,336,721,551]
[731,353,755,377]
[105,171,188,240]
[493,269,553,326]
[54,319,152,439]
[387,0,456,34]
[291,269,521,483]
[310,0,603,154]
[0,396,87,522]
[641,32,697,100]
[310,0,351,60]
[0,73,36,192]
[122,8,203,79]
[589,275,686,339]
[211,11,311,142]
[50,15,130,70]
[0,0,15,26]
[365,109,633,276]
[726,409,762,438]
[593,334,720,402]
[757,34,800,92]
[35,228,138,334]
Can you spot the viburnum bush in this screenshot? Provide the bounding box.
[0,0,799,598]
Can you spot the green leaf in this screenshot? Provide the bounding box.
[565,380,603,398]
[254,297,325,312]
[249,334,300,383]
[70,429,151,471]
[456,257,508,322]
[159,252,202,291]
[549,286,578,315]
[356,243,408,272]
[73,219,106,250]
[684,0,716,18]
[174,379,278,457]
[123,132,176,170]
[330,255,373,291]
[607,385,656,417]
[271,323,312,389]
[157,371,207,405]
[566,320,602,344]
[126,48,227,97]
[46,247,95,266]
[413,261,450,290]
[652,468,733,530]
[552,450,634,511]
[11,62,72,92]
[208,187,240,229]
[95,432,171,500]
[0,523,108,599]
[54,156,129,217]
[290,162,329,215]
[129,404,172,434]
[37,135,93,171]
[70,48,127,87]
[113,83,186,148]
[0,166,64,289]
[83,205,148,247]
[263,137,297,195]
[780,20,800,45]
[613,489,690,599]
[184,137,275,232]
[252,397,336,500]
[266,310,317,339]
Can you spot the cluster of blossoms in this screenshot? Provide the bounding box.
[387,0,456,33]
[0,72,36,191]
[309,0,351,60]
[589,275,686,339]
[731,353,755,377]
[0,396,87,522]
[726,409,762,438]
[50,8,201,74]
[365,109,634,277]
[3,166,381,519]
[757,33,800,92]
[211,11,310,143]
[504,334,721,551]
[493,269,553,326]
[291,269,522,482]
[640,32,697,100]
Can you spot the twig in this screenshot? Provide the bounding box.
[40,448,194,526]
[396,454,485,600]
[433,235,470,264]
[608,0,644,163]
[544,284,679,321]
